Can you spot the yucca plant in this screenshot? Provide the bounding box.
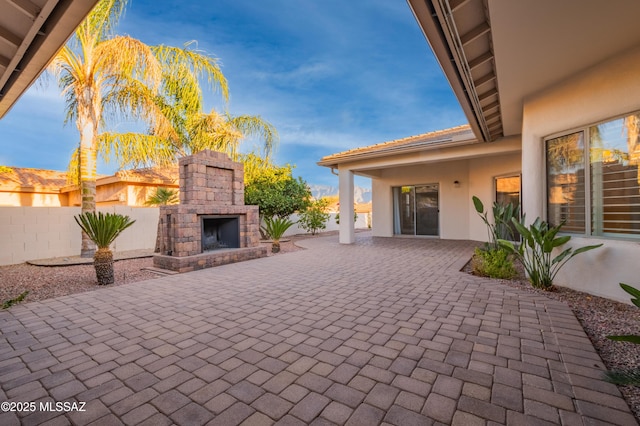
[262,216,296,253]
[74,212,136,285]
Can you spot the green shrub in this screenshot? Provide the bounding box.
[471,247,517,279]
[298,199,330,235]
[499,217,602,290]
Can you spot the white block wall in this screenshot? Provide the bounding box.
[0,206,159,266]
[282,212,370,237]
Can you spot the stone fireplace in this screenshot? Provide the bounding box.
[153,150,267,272]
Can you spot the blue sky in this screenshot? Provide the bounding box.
[0,0,466,189]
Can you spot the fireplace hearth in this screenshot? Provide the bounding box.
[153,150,267,272]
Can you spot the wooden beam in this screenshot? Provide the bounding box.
[488,121,502,131]
[449,0,473,12]
[461,22,490,46]
[485,111,501,123]
[473,72,496,88]
[0,25,22,48]
[7,0,41,20]
[478,88,498,102]
[482,100,500,113]
[468,51,493,69]
[0,54,10,69]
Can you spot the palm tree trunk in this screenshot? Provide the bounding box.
[94,247,115,285]
[78,99,99,258]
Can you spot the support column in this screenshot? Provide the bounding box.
[339,168,355,244]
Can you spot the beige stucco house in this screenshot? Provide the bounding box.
[0,167,178,207]
[320,0,640,303]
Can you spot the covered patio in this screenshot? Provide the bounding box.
[0,233,634,425]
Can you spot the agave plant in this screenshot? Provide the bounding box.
[262,216,296,253]
[74,212,136,285]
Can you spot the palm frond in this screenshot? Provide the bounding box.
[145,187,179,206]
[227,114,279,159]
[95,35,163,91]
[186,110,242,157]
[153,42,229,102]
[74,211,135,249]
[99,132,179,169]
[76,0,128,46]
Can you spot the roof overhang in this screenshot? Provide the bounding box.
[0,0,99,118]
[318,134,477,170]
[318,126,476,169]
[321,135,521,180]
[407,0,640,141]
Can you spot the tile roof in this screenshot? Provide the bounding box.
[0,166,178,192]
[319,124,474,165]
[0,167,70,191]
[110,166,178,184]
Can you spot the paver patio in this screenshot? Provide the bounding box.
[0,233,636,425]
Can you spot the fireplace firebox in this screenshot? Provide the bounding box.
[202,216,240,251]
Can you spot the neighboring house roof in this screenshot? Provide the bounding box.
[407,0,640,142]
[318,125,475,168]
[97,167,178,186]
[0,0,100,118]
[0,166,177,194]
[0,167,70,192]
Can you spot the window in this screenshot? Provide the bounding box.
[546,112,640,238]
[496,175,521,209]
[496,175,521,241]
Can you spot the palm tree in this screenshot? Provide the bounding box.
[51,0,274,257]
[49,0,165,257]
[100,42,278,169]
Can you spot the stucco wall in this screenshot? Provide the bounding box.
[371,150,520,241]
[0,206,159,266]
[373,160,470,239]
[281,213,370,237]
[521,46,640,303]
[0,191,68,207]
[467,151,521,242]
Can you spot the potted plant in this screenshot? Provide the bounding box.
[262,216,296,253]
[74,212,136,285]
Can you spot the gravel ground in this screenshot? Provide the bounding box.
[1,233,639,421]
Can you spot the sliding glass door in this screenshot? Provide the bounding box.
[393,184,439,236]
